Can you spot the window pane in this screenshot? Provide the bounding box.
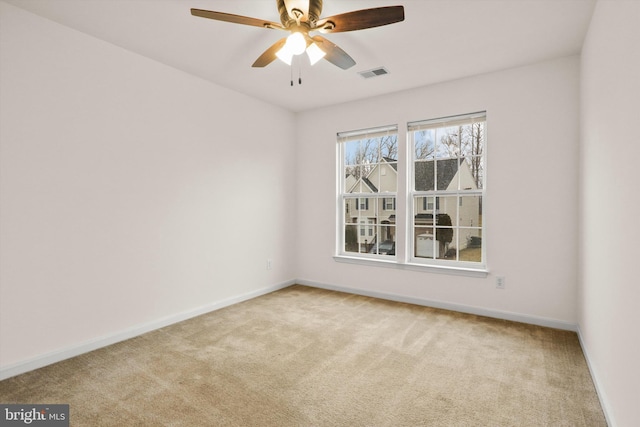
[345,196,375,253]
[460,229,482,262]
[344,140,359,167]
[344,165,358,192]
[414,161,435,191]
[435,126,460,159]
[462,156,484,190]
[371,135,398,192]
[344,139,373,177]
[415,197,436,220]
[344,141,366,186]
[435,210,456,260]
[370,225,396,255]
[415,229,438,259]
[436,197,457,226]
[459,195,482,227]
[414,195,437,259]
[414,129,435,160]
[460,157,477,190]
[460,122,484,159]
[367,164,381,193]
[355,219,374,253]
[380,202,396,252]
[382,225,396,245]
[435,226,455,259]
[344,224,359,254]
[380,197,396,234]
[378,161,397,192]
[436,159,459,190]
[380,134,398,162]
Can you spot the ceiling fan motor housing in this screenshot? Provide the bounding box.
[278,0,323,27]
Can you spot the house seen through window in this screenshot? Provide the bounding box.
[337,112,486,270]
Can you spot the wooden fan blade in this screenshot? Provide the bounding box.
[317,6,404,33]
[311,36,356,70]
[252,38,288,67]
[191,9,283,30]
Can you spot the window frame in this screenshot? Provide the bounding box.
[335,114,487,276]
[337,125,398,260]
[408,112,486,270]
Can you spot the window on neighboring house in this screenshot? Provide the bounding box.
[422,197,440,211]
[337,112,486,271]
[384,198,396,210]
[338,125,398,256]
[356,198,369,210]
[409,112,485,266]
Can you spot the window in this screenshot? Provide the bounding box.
[337,113,486,272]
[356,198,369,210]
[338,125,398,256]
[383,198,395,210]
[409,112,485,267]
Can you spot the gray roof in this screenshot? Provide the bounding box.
[362,177,378,192]
[415,158,462,191]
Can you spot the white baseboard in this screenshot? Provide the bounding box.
[0,280,295,381]
[296,279,578,332]
[576,326,615,427]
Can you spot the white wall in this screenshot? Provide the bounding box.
[579,1,640,425]
[295,56,580,328]
[0,2,296,374]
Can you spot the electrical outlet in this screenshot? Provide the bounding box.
[267,259,272,270]
[496,276,506,289]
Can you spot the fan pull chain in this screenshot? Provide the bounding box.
[289,57,303,86]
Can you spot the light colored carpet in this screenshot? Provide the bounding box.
[0,285,606,426]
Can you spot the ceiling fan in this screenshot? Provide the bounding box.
[191,0,405,70]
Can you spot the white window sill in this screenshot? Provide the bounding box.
[333,255,489,278]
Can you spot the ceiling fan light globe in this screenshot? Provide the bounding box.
[287,32,306,55]
[276,48,294,65]
[306,42,326,65]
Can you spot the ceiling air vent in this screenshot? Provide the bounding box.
[358,67,390,79]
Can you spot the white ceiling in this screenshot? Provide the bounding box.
[4,0,596,112]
